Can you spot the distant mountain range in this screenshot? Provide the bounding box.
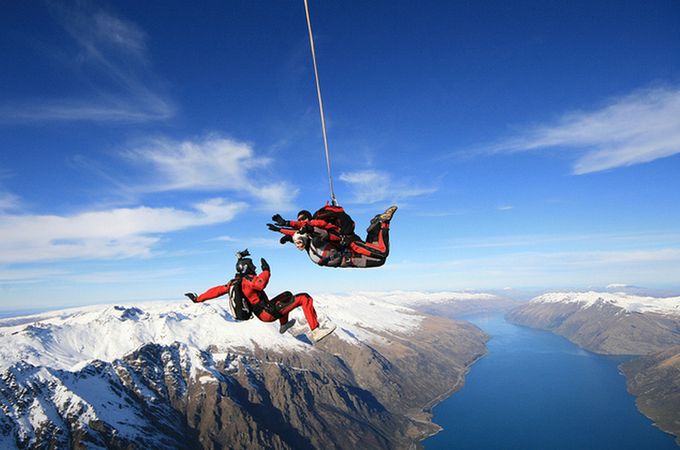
[507,291,680,445]
[0,292,494,449]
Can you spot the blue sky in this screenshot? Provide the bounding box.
[1,0,679,310]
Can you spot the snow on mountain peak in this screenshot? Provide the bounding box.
[0,301,299,372]
[0,291,498,372]
[531,291,680,316]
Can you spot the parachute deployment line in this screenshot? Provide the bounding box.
[303,0,337,206]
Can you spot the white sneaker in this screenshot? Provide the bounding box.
[310,323,337,342]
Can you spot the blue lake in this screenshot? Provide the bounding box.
[424,314,678,449]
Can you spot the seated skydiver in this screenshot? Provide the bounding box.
[267,205,397,268]
[185,250,336,342]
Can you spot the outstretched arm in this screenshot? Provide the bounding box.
[279,228,296,237]
[267,223,296,236]
[272,212,341,234]
[289,219,341,233]
[188,280,233,303]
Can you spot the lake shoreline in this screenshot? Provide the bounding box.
[506,303,680,447]
[423,313,679,449]
[416,345,490,446]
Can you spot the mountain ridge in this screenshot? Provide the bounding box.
[0,291,493,449]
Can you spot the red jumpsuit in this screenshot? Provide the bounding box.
[280,219,390,266]
[194,270,319,330]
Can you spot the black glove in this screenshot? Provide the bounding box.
[272,214,289,227]
[267,223,281,232]
[185,292,198,303]
[280,235,293,245]
[260,258,270,272]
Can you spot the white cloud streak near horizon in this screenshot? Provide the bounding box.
[215,235,285,249]
[126,136,297,211]
[0,5,173,123]
[339,169,436,204]
[391,247,680,289]
[490,85,680,174]
[0,198,245,264]
[433,230,680,251]
[0,268,69,284]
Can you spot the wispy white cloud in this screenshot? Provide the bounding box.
[339,169,436,204]
[64,268,186,284]
[390,247,680,289]
[0,268,70,284]
[606,283,636,289]
[434,230,680,251]
[126,136,298,210]
[215,235,285,249]
[403,230,680,289]
[0,198,245,264]
[0,266,189,286]
[0,5,173,123]
[1,100,173,123]
[0,193,20,212]
[489,85,680,174]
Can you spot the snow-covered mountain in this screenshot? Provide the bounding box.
[507,291,680,355]
[0,291,493,449]
[0,291,496,371]
[529,291,680,316]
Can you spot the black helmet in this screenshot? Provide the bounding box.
[297,210,312,221]
[235,248,255,275]
[236,257,256,275]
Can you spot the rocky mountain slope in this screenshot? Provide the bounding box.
[0,291,491,449]
[506,291,680,445]
[506,291,680,354]
[621,345,680,446]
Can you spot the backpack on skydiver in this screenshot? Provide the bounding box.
[313,204,355,236]
[228,277,252,321]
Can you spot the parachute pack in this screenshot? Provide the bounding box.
[228,277,252,320]
[313,204,355,236]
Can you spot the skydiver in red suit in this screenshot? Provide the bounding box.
[267,205,397,268]
[185,250,336,342]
